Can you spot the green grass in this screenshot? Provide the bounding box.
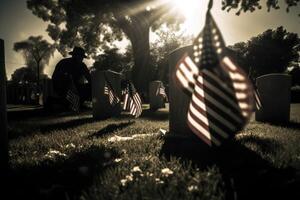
[5,104,300,200]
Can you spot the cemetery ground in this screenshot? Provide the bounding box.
[3,103,300,200]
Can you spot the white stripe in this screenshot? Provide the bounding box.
[176,70,194,93]
[192,94,237,130]
[202,70,235,96]
[189,101,230,138]
[229,72,245,81]
[236,92,247,99]
[187,112,221,146]
[194,85,243,123]
[238,102,249,109]
[179,63,196,84]
[187,112,211,140]
[223,57,237,71]
[189,101,209,125]
[185,56,199,75]
[233,83,247,90]
[242,111,249,117]
[123,94,129,110]
[197,75,240,110]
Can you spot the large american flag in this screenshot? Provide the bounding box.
[156,82,168,102]
[104,81,120,106]
[175,10,255,146]
[122,81,142,118]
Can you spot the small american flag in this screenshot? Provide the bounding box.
[122,81,142,118]
[104,82,120,106]
[66,87,80,112]
[156,82,168,102]
[175,6,255,146]
[254,88,262,111]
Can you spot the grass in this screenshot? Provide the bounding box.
[4,104,300,200]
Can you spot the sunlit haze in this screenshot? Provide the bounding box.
[0,0,299,79]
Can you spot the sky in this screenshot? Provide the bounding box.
[0,0,299,80]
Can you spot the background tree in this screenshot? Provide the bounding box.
[27,0,299,91]
[13,36,55,88]
[10,66,36,84]
[229,26,300,79]
[92,48,132,73]
[150,25,193,83]
[27,0,184,92]
[221,0,299,15]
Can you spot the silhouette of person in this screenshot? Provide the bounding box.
[52,46,91,108]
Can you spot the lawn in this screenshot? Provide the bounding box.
[3,104,300,200]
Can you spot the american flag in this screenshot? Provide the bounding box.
[104,81,120,106]
[66,86,80,112]
[175,9,255,146]
[122,81,142,118]
[156,82,168,102]
[254,88,262,110]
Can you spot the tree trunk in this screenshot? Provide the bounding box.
[131,29,151,92]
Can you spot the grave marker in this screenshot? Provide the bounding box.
[149,80,165,111]
[161,45,213,159]
[91,70,122,119]
[255,73,291,123]
[0,39,8,170]
[168,46,194,137]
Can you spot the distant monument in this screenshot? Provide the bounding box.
[255,73,291,123]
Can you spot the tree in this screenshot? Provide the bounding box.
[13,36,55,88]
[221,0,299,15]
[229,26,300,79]
[150,25,193,83]
[10,66,37,84]
[27,0,298,91]
[92,48,132,72]
[27,0,184,91]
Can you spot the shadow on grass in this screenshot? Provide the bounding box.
[9,115,97,139]
[238,134,282,156]
[2,145,120,200]
[89,121,135,138]
[160,135,299,200]
[140,108,169,121]
[267,120,300,131]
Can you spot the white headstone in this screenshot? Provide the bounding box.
[149,80,165,111]
[255,73,291,123]
[91,70,122,119]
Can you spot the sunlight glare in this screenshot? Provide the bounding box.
[172,0,208,36]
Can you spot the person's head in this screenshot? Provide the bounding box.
[69,46,88,62]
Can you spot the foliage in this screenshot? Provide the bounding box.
[26,0,299,91]
[26,0,185,91]
[13,36,55,77]
[10,66,37,84]
[92,48,132,73]
[229,26,300,79]
[150,26,193,83]
[221,0,299,15]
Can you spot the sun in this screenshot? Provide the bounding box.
[171,0,207,35]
